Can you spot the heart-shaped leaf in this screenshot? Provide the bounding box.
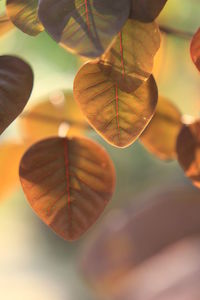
[176,120,200,188]
[0,55,34,135]
[6,0,44,36]
[38,0,130,58]
[20,91,88,140]
[130,0,167,22]
[99,19,160,93]
[74,62,158,148]
[0,14,13,36]
[0,142,28,200]
[19,137,116,241]
[140,97,182,160]
[190,28,200,72]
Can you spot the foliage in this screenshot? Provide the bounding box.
[0,0,199,242]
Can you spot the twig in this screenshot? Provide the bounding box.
[159,25,194,39]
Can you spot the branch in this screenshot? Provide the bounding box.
[159,25,194,39]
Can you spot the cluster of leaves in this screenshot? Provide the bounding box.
[0,0,200,241]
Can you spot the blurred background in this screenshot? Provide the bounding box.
[0,0,200,299]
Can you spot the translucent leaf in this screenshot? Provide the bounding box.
[99,19,160,93]
[6,0,44,36]
[190,27,200,72]
[140,97,182,160]
[74,62,158,148]
[19,137,116,241]
[177,120,200,188]
[20,91,87,140]
[38,0,130,58]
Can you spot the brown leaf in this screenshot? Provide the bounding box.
[0,14,13,36]
[6,0,44,36]
[73,62,158,148]
[0,55,33,135]
[19,137,116,241]
[190,27,200,72]
[176,120,200,188]
[130,0,167,22]
[99,19,160,93]
[38,0,130,58]
[20,91,87,140]
[140,97,182,160]
[0,142,27,200]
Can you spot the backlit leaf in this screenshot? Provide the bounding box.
[0,14,13,36]
[190,28,200,72]
[73,62,158,148]
[6,0,44,36]
[0,142,27,200]
[38,0,130,58]
[0,55,34,135]
[176,120,200,188]
[19,137,116,241]
[99,19,160,93]
[130,0,167,22]
[20,91,87,140]
[140,97,182,160]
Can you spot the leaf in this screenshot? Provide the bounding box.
[140,97,182,160]
[130,0,167,22]
[176,120,200,188]
[0,14,13,36]
[0,142,27,200]
[0,55,33,135]
[20,91,87,140]
[73,62,158,148]
[38,0,130,58]
[190,27,200,72]
[6,0,44,36]
[99,19,160,93]
[19,137,116,241]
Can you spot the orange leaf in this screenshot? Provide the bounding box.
[20,91,87,140]
[190,28,200,72]
[19,137,116,241]
[6,0,44,36]
[0,14,13,36]
[99,19,160,93]
[177,120,200,188]
[0,142,27,200]
[74,62,158,148]
[140,97,182,160]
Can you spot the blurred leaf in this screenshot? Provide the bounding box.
[20,91,87,140]
[6,0,44,36]
[0,13,13,36]
[190,27,200,72]
[0,142,27,200]
[0,55,33,135]
[140,97,182,160]
[177,120,200,188]
[99,19,160,93]
[130,0,167,22]
[38,0,130,58]
[19,137,116,241]
[81,186,200,298]
[74,62,158,148]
